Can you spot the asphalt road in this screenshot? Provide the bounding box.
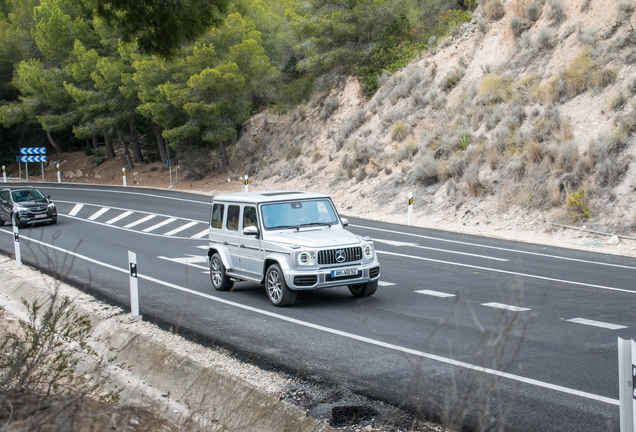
[1,183,634,431]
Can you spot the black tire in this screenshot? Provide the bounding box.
[12,214,25,229]
[0,217,4,226]
[348,280,378,298]
[50,217,57,225]
[265,264,297,307]
[209,253,233,291]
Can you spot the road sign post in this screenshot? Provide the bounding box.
[57,164,61,183]
[408,192,413,226]
[619,337,635,432]
[20,148,46,182]
[13,225,21,268]
[122,167,127,187]
[128,251,140,318]
[2,166,5,183]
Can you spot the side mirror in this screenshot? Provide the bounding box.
[243,225,259,236]
[341,217,349,227]
[47,195,51,199]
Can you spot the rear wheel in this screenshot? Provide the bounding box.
[348,280,378,298]
[265,264,297,307]
[210,253,233,291]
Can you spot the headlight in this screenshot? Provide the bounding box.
[298,252,313,265]
[48,203,55,209]
[364,244,373,258]
[14,206,28,212]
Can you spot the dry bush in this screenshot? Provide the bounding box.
[545,0,566,25]
[511,16,532,38]
[504,156,526,181]
[556,139,579,171]
[595,69,618,88]
[524,140,543,164]
[446,155,466,178]
[560,118,574,141]
[340,109,367,139]
[178,146,213,180]
[485,143,501,169]
[286,146,302,160]
[485,0,506,20]
[412,150,439,185]
[476,75,512,105]
[526,1,542,21]
[394,68,423,99]
[382,108,406,128]
[392,120,409,141]
[627,78,636,95]
[439,68,465,91]
[393,137,417,163]
[376,70,392,89]
[321,97,339,121]
[610,92,627,111]
[519,31,533,48]
[536,26,556,50]
[462,162,482,195]
[310,148,322,163]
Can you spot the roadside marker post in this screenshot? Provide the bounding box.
[41,161,44,182]
[122,167,127,187]
[57,164,61,183]
[128,251,140,318]
[408,192,413,226]
[13,225,21,268]
[618,337,635,432]
[2,166,6,183]
[245,175,249,193]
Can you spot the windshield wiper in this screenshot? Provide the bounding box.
[299,222,332,227]
[270,225,300,231]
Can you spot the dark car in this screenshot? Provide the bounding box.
[0,187,57,228]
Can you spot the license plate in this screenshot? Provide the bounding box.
[331,268,358,278]
[34,214,46,218]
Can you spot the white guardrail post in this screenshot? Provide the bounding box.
[618,337,635,432]
[245,175,249,192]
[122,167,127,187]
[2,165,6,183]
[128,251,140,318]
[13,224,21,268]
[408,192,413,226]
[57,164,61,183]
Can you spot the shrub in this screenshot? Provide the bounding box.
[83,146,94,156]
[546,0,566,24]
[485,0,506,20]
[610,92,627,111]
[321,97,339,121]
[627,78,636,94]
[340,109,367,139]
[310,148,322,163]
[178,146,212,180]
[392,120,409,141]
[557,139,579,171]
[439,67,464,91]
[536,26,556,50]
[524,140,543,164]
[412,151,439,185]
[526,1,542,22]
[446,156,466,178]
[463,162,482,195]
[394,137,417,162]
[596,156,628,186]
[511,16,531,38]
[595,68,617,88]
[477,75,512,104]
[457,133,471,150]
[565,188,590,222]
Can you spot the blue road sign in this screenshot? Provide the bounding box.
[20,147,46,155]
[20,155,47,162]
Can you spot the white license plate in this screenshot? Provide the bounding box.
[34,214,46,218]
[331,268,358,278]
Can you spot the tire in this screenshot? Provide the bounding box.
[265,264,297,307]
[0,217,4,226]
[209,253,233,291]
[13,214,25,229]
[50,217,57,225]
[348,280,378,298]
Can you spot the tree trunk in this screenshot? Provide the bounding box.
[129,117,143,162]
[45,130,62,155]
[92,136,99,150]
[219,141,230,167]
[104,135,115,159]
[153,123,168,165]
[116,126,134,170]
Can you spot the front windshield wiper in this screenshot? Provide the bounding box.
[299,222,332,227]
[270,225,300,231]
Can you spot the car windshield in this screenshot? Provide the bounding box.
[261,199,338,229]
[12,189,45,202]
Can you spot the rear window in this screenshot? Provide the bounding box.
[211,203,224,229]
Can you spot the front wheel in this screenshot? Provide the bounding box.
[12,214,25,229]
[348,280,378,298]
[210,253,233,291]
[265,264,297,307]
[50,217,57,225]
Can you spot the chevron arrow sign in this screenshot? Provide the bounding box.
[20,155,47,162]
[20,147,46,155]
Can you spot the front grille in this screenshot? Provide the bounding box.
[326,270,362,282]
[30,206,47,214]
[318,247,362,265]
[294,275,317,286]
[369,267,380,278]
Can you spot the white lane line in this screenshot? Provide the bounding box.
[566,318,627,330]
[354,224,636,270]
[416,290,456,298]
[1,229,618,407]
[106,211,133,224]
[87,207,110,220]
[164,221,199,236]
[38,187,212,206]
[191,229,208,239]
[372,238,509,262]
[124,214,156,228]
[482,302,531,312]
[376,250,636,295]
[378,281,396,286]
[143,218,177,233]
[69,204,84,216]
[158,255,209,270]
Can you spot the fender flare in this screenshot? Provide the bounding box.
[208,247,234,271]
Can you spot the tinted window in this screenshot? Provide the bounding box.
[211,204,224,229]
[226,205,240,231]
[243,206,257,229]
[12,189,45,202]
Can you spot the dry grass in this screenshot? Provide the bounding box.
[476,75,512,104]
[524,140,544,164]
[485,0,506,20]
[392,120,409,141]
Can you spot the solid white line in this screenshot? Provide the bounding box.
[87,207,110,220]
[143,218,177,233]
[164,221,199,236]
[353,224,636,270]
[482,302,531,312]
[69,204,84,216]
[372,238,509,262]
[416,290,456,298]
[378,281,396,286]
[124,214,156,229]
[106,211,133,224]
[191,229,209,239]
[376,250,636,295]
[0,228,618,407]
[37,186,212,206]
[566,318,627,330]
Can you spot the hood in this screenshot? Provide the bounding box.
[264,228,362,248]
[16,199,48,208]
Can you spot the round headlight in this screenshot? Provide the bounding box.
[298,252,312,265]
[364,244,373,258]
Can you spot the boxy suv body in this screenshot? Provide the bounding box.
[207,191,380,306]
[0,187,57,228]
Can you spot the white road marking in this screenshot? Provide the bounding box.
[164,221,199,236]
[354,224,636,270]
[482,302,531,312]
[106,211,133,224]
[378,281,396,286]
[372,238,509,261]
[158,255,209,270]
[376,250,636,294]
[124,214,157,228]
[416,290,456,298]
[0,228,618,407]
[69,204,84,216]
[87,207,110,220]
[38,187,212,206]
[191,229,209,239]
[195,245,208,249]
[566,318,627,330]
[143,218,177,233]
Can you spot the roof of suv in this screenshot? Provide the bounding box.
[213,191,328,204]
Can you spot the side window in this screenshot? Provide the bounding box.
[210,203,224,229]
[226,205,240,231]
[243,206,257,229]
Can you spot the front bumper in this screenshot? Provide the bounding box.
[284,261,381,290]
[15,209,57,225]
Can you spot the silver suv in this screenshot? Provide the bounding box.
[207,191,380,306]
